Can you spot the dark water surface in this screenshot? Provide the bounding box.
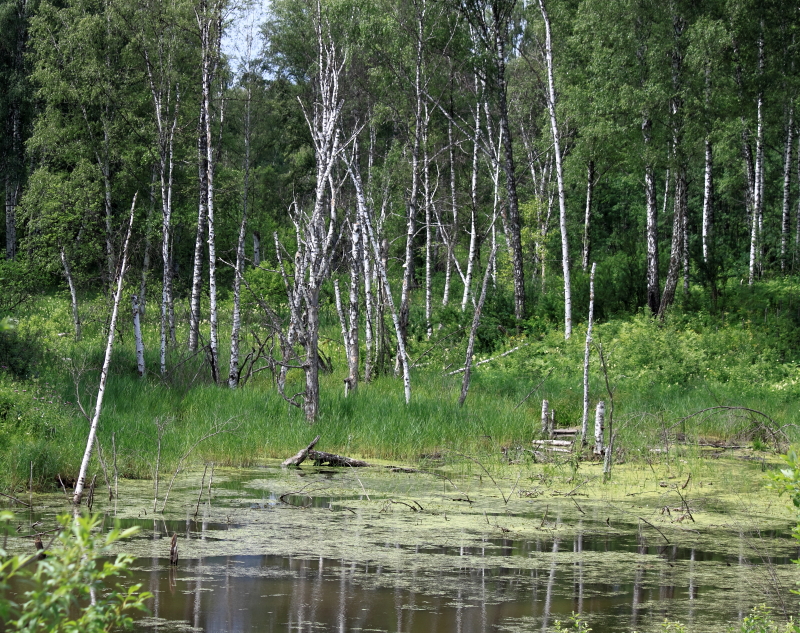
[6,465,799,632]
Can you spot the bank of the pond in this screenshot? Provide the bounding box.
[2,289,800,490]
[2,454,797,632]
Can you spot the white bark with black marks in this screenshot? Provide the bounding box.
[133,295,145,377]
[581,263,596,445]
[593,400,605,456]
[539,0,571,338]
[73,194,137,506]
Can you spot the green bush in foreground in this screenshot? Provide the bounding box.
[0,512,151,632]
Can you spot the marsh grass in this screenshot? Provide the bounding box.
[1,278,800,490]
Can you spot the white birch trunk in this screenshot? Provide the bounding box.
[581,161,594,272]
[73,194,137,505]
[133,295,145,377]
[593,400,605,456]
[252,231,261,267]
[461,102,480,312]
[749,33,765,286]
[581,263,596,445]
[781,107,794,272]
[348,156,411,403]
[702,138,713,264]
[61,248,81,341]
[423,106,433,339]
[229,79,251,389]
[442,118,457,307]
[348,219,361,390]
[539,0,571,339]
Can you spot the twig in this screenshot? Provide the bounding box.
[445,343,531,376]
[513,368,554,411]
[639,517,670,544]
[161,417,240,512]
[193,464,209,519]
[0,492,30,507]
[674,486,695,522]
[571,497,586,515]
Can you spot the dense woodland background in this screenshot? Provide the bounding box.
[2,0,800,479]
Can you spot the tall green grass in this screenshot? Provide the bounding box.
[1,277,800,490]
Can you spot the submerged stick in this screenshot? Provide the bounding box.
[194,464,209,519]
[0,492,30,507]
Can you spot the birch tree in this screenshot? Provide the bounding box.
[73,194,137,506]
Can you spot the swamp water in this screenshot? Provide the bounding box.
[6,458,800,632]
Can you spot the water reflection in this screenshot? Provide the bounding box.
[127,523,796,633]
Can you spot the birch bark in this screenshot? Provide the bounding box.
[539,0,571,338]
[781,107,793,272]
[73,194,137,506]
[581,161,594,272]
[581,263,596,445]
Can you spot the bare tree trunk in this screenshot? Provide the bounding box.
[581,161,594,272]
[189,110,209,353]
[61,247,81,341]
[796,132,800,267]
[682,204,689,293]
[494,18,524,323]
[539,0,571,338]
[442,118,457,307]
[400,4,424,354]
[659,12,686,317]
[461,102,481,312]
[348,155,411,403]
[423,105,433,339]
[202,17,222,384]
[347,219,361,391]
[781,107,794,272]
[459,243,496,407]
[701,66,713,265]
[644,123,659,314]
[252,231,261,266]
[593,400,605,456]
[702,138,713,265]
[133,295,145,377]
[749,31,765,286]
[102,129,115,284]
[142,45,179,375]
[73,194,137,506]
[140,167,157,315]
[659,167,685,318]
[229,73,252,389]
[581,263,596,445]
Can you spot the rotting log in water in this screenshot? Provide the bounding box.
[308,450,368,467]
[281,435,321,468]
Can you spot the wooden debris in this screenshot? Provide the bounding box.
[281,435,321,468]
[308,450,368,467]
[34,534,45,560]
[169,533,178,565]
[532,439,573,447]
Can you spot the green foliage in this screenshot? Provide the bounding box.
[728,605,799,633]
[0,513,151,632]
[551,613,592,632]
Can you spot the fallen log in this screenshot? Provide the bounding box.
[532,439,573,447]
[308,450,368,467]
[281,435,321,468]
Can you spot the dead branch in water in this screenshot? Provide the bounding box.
[281,435,321,468]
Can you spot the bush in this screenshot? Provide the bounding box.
[0,512,151,632]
